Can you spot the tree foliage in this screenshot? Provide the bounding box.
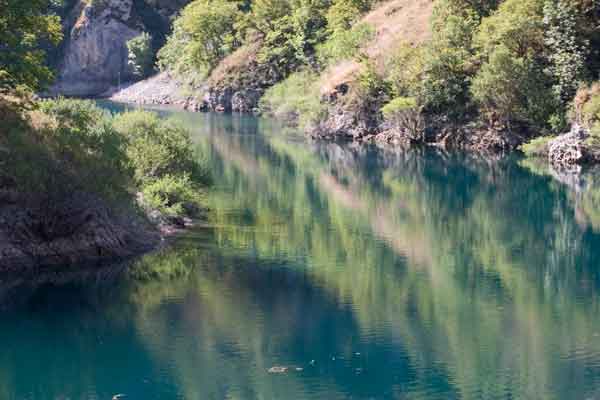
[0,0,63,92]
[127,32,155,79]
[158,0,243,74]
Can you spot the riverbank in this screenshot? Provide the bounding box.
[0,97,210,272]
[0,190,159,272]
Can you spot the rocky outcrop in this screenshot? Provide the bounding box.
[201,43,283,113]
[50,0,142,97]
[50,0,190,97]
[548,124,594,167]
[0,190,159,272]
[308,86,527,153]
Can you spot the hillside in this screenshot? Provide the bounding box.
[320,0,433,94]
[98,0,600,168]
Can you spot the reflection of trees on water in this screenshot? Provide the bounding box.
[200,124,600,399]
[4,112,600,399]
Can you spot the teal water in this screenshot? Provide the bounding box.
[3,106,600,399]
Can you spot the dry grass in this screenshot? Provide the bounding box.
[208,41,262,86]
[320,0,434,94]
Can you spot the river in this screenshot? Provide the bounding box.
[2,105,600,399]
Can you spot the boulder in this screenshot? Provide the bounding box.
[548,124,590,167]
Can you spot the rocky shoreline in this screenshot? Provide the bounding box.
[0,184,200,273]
[110,73,596,173]
[0,186,164,272]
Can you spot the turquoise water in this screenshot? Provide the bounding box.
[3,106,600,399]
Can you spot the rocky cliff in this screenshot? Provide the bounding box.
[51,0,189,97]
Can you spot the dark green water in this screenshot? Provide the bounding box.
[3,105,600,399]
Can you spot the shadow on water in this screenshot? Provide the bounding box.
[3,105,600,399]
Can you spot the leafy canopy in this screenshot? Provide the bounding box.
[0,0,63,92]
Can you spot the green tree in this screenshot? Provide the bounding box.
[127,32,155,79]
[543,0,589,105]
[0,0,63,92]
[247,0,292,36]
[420,1,479,119]
[259,0,330,74]
[326,0,371,34]
[179,0,242,72]
[158,0,242,75]
[474,0,545,58]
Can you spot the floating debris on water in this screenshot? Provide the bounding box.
[268,366,289,374]
[112,395,126,400]
[309,360,316,365]
[296,367,304,371]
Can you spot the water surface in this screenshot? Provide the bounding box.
[2,106,600,399]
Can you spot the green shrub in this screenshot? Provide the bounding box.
[420,3,479,119]
[385,43,425,98]
[471,46,529,122]
[381,97,418,117]
[36,98,131,200]
[112,111,207,185]
[260,70,327,129]
[474,0,545,58]
[317,23,374,66]
[519,136,554,157]
[326,0,371,34]
[141,174,204,217]
[246,0,292,36]
[158,0,242,74]
[543,0,589,105]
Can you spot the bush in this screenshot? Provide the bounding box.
[474,0,545,58]
[36,98,131,200]
[326,0,371,34]
[471,46,529,123]
[112,110,208,186]
[258,0,330,73]
[141,174,204,217]
[317,23,374,66]
[543,0,589,105]
[127,32,155,79]
[260,70,327,128]
[519,136,554,157]
[420,3,479,119]
[385,42,425,98]
[4,98,210,225]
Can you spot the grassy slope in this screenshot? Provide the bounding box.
[319,0,433,95]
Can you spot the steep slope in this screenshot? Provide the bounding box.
[309,0,433,140]
[320,0,433,95]
[110,0,433,114]
[50,0,189,97]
